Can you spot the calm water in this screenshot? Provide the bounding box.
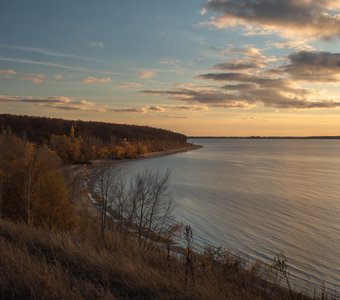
[119,139,340,294]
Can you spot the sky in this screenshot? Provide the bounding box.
[1,0,340,136]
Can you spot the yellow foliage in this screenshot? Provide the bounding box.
[123,142,137,158]
[0,132,76,230]
[33,169,76,231]
[137,143,148,155]
[49,134,82,163]
[97,146,111,159]
[111,145,125,159]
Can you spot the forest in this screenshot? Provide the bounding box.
[0,114,188,163]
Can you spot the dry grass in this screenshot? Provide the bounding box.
[0,219,332,300]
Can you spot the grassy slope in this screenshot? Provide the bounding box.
[0,219,315,300]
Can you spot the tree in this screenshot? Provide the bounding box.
[31,145,76,230]
[98,168,116,239]
[0,132,76,230]
[122,169,176,249]
[49,134,82,164]
[273,253,293,300]
[96,167,178,249]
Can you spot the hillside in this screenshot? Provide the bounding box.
[0,114,188,163]
[0,128,333,299]
[0,114,187,144]
[0,219,313,300]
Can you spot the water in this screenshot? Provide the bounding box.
[116,139,340,295]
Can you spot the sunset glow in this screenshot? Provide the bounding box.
[1,0,340,136]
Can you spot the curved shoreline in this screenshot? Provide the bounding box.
[72,143,339,297]
[88,143,203,170]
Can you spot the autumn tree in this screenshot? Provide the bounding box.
[122,140,137,158]
[49,134,82,164]
[0,131,76,230]
[31,145,77,230]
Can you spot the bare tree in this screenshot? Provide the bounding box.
[273,253,293,300]
[124,170,176,249]
[98,166,125,238]
[96,167,177,249]
[98,168,114,239]
[107,169,126,231]
[183,224,195,287]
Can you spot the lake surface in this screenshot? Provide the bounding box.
[118,139,340,294]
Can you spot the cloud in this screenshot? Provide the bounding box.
[200,8,207,16]
[0,95,106,112]
[21,74,46,84]
[266,40,315,51]
[202,0,340,39]
[143,48,340,111]
[110,104,207,114]
[164,105,208,111]
[165,115,189,119]
[142,83,340,110]
[138,70,155,79]
[280,51,340,82]
[0,94,208,115]
[0,44,105,62]
[219,46,278,69]
[110,107,146,113]
[214,61,264,71]
[142,88,253,108]
[146,105,165,112]
[0,69,16,75]
[90,41,105,48]
[81,76,112,84]
[0,56,117,75]
[198,68,340,108]
[117,82,143,89]
[222,46,262,57]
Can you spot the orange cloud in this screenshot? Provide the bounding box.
[0,69,16,75]
[138,70,155,79]
[202,0,340,40]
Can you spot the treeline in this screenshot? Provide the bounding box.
[0,114,187,163]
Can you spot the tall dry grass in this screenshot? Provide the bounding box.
[0,219,336,300]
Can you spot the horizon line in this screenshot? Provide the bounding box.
[188,135,340,139]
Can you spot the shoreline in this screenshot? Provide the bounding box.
[69,142,203,218]
[87,143,203,170]
[71,143,339,297]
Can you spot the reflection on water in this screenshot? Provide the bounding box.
[118,139,340,294]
